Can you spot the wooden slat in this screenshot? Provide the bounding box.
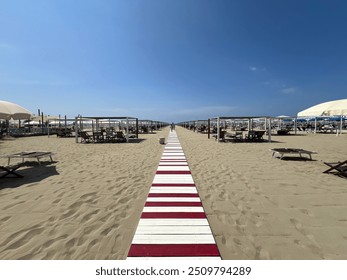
[128,244,220,256]
[135,225,212,235]
[143,207,204,212]
[146,197,201,202]
[131,235,215,244]
[138,219,209,226]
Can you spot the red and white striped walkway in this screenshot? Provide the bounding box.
[127,130,221,259]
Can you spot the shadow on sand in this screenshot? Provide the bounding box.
[275,157,317,162]
[0,162,59,190]
[128,138,147,144]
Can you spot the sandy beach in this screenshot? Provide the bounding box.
[0,130,166,259]
[1,126,347,259]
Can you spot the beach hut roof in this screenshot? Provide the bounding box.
[297,99,347,117]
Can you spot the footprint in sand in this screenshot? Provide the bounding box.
[52,199,61,204]
[101,226,114,236]
[294,239,323,258]
[255,246,270,259]
[3,201,24,210]
[0,216,11,223]
[299,208,313,216]
[82,209,100,222]
[80,192,97,200]
[87,239,98,251]
[233,238,242,246]
[290,218,306,235]
[65,238,77,248]
[41,234,68,249]
[5,227,45,250]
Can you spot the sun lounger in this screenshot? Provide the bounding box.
[79,131,94,143]
[0,164,23,178]
[225,131,243,141]
[115,131,127,142]
[270,148,317,160]
[323,160,347,177]
[1,151,55,165]
[93,131,105,143]
[246,130,265,141]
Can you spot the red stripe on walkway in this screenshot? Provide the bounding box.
[148,193,199,197]
[141,212,206,219]
[156,171,191,174]
[152,183,195,187]
[145,202,202,207]
[128,244,219,257]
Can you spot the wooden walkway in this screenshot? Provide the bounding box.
[127,130,221,259]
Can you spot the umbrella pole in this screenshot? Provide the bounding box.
[6,120,9,136]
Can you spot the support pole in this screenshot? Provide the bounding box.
[75,117,79,143]
[217,117,220,142]
[294,117,297,135]
[126,117,129,142]
[268,118,272,142]
[136,118,139,139]
[41,112,44,134]
[65,115,67,134]
[208,119,210,139]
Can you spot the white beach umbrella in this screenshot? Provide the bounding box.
[0,100,32,120]
[297,99,347,117]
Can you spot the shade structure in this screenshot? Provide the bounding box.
[0,100,32,120]
[31,115,59,122]
[297,99,347,117]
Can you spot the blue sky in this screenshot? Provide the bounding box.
[1,0,346,122]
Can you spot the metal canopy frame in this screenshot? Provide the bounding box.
[74,116,139,143]
[209,116,273,142]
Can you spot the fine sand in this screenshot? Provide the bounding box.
[0,126,346,259]
[0,130,166,259]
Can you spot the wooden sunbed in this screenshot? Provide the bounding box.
[1,151,55,165]
[270,148,317,160]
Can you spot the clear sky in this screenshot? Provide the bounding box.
[1,0,346,122]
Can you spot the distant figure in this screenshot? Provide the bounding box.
[170,122,175,131]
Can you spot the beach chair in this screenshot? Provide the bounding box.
[323,160,347,177]
[213,130,226,141]
[80,131,94,143]
[0,164,23,178]
[255,130,265,141]
[246,131,257,141]
[115,131,127,142]
[93,131,105,143]
[105,131,116,143]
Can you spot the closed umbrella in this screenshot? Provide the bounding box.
[0,100,32,120]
